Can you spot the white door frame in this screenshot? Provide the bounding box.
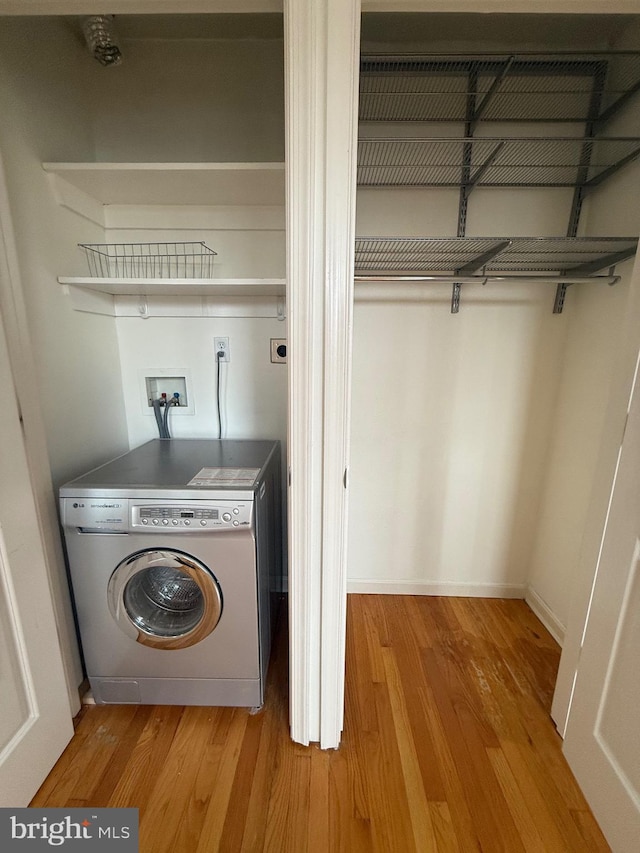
[552,253,640,734]
[0,298,74,806]
[0,151,83,715]
[285,0,360,748]
[561,342,640,850]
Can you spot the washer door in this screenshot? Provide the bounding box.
[108,548,223,650]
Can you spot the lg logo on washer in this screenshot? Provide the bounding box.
[65,500,128,531]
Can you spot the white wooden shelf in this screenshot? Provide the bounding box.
[50,163,288,313]
[43,162,286,207]
[59,277,286,298]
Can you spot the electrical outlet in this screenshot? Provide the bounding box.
[214,336,230,362]
[270,339,287,363]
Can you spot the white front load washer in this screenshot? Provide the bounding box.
[60,439,281,707]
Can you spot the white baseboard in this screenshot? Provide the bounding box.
[525,586,566,646]
[346,579,526,598]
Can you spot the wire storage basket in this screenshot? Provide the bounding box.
[79,241,217,278]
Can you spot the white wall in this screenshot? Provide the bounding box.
[85,32,287,453]
[526,27,640,633]
[89,31,284,163]
[525,261,638,633]
[0,18,129,487]
[116,316,287,448]
[349,187,570,595]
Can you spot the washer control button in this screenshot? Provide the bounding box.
[162,519,169,525]
[200,520,207,527]
[233,520,240,527]
[233,508,240,515]
[184,519,191,526]
[141,518,148,525]
[222,512,232,522]
[172,519,179,526]
[152,519,159,525]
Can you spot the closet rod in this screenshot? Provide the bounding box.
[354,274,620,285]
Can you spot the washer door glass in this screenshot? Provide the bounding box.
[108,549,222,650]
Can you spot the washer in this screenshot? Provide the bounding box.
[59,439,281,707]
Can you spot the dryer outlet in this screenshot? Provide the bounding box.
[270,339,287,363]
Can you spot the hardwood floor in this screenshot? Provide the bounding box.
[31,595,610,852]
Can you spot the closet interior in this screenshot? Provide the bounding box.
[348,14,640,648]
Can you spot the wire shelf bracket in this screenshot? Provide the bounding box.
[471,55,516,127]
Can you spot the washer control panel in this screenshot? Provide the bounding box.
[131,501,252,531]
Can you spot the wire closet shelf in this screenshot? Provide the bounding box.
[79,242,217,279]
[357,50,640,312]
[358,51,640,189]
[357,137,640,189]
[359,51,640,123]
[354,236,639,281]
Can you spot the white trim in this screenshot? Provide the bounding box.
[525,586,566,647]
[285,0,360,749]
[347,579,526,598]
[552,253,640,736]
[0,528,39,721]
[319,0,360,751]
[58,278,286,298]
[0,150,83,715]
[285,0,322,748]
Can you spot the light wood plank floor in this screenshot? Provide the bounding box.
[32,596,610,852]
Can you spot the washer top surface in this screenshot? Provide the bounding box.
[59,439,279,500]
